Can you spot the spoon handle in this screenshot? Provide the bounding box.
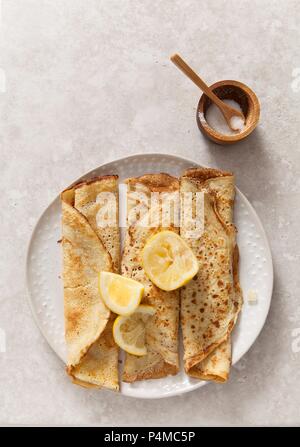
[170,54,224,108]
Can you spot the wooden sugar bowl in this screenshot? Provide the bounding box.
[197,80,260,145]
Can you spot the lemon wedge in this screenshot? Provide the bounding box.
[99,271,144,316]
[113,305,155,356]
[142,230,199,291]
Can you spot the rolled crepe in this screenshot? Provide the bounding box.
[61,175,120,390]
[180,167,242,382]
[121,174,180,382]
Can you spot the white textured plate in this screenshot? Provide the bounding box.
[26,154,273,399]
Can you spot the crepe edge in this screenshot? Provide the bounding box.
[66,366,119,392]
[126,173,179,192]
[183,318,235,372]
[67,174,119,192]
[122,360,179,383]
[66,315,119,391]
[65,305,110,369]
[188,370,229,383]
[66,373,119,391]
[181,166,233,181]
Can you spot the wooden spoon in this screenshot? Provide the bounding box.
[170,53,245,131]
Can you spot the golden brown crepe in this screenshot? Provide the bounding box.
[180,167,242,382]
[61,175,120,390]
[121,174,180,382]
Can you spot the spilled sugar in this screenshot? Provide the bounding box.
[204,99,246,135]
[247,289,258,304]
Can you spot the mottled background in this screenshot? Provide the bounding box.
[0,0,299,426]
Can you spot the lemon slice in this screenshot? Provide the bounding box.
[113,305,155,356]
[142,230,199,291]
[99,271,144,316]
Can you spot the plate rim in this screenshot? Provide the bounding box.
[25,152,274,399]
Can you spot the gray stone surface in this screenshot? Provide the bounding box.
[1,0,299,426]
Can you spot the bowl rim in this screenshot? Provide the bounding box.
[197,79,260,143]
